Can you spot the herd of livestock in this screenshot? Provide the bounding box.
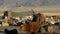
[0,9,60,34]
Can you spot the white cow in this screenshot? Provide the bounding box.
[2,22,9,26]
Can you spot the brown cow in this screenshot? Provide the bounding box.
[20,9,46,34]
[19,21,41,34]
[20,14,45,34]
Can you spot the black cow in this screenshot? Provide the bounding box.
[4,29,18,34]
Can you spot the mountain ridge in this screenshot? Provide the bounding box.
[1,0,60,7]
